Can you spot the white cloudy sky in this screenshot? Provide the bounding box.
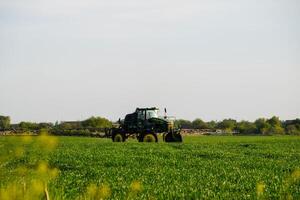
[0,0,299,123]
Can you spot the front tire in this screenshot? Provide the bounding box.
[112,132,126,142]
[164,132,182,142]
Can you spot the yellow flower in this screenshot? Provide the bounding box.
[86,183,111,199]
[130,180,142,193]
[87,183,97,198]
[98,184,111,199]
[0,187,11,200]
[22,136,33,144]
[49,168,59,179]
[291,169,300,181]
[256,181,265,197]
[0,183,23,200]
[37,161,48,175]
[31,179,44,196]
[37,131,58,151]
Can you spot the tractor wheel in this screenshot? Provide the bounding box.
[112,132,125,142]
[141,133,158,143]
[164,132,182,143]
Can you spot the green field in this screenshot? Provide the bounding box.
[0,136,300,199]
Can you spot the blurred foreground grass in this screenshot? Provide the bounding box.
[0,135,300,199]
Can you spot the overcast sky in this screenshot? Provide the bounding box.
[0,0,299,123]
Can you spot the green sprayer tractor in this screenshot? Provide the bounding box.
[112,107,182,142]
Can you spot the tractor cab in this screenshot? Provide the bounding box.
[136,107,159,121]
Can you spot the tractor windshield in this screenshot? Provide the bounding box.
[146,110,158,119]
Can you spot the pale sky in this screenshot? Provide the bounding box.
[0,0,299,123]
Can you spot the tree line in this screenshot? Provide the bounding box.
[0,116,112,136]
[0,115,300,135]
[174,116,300,135]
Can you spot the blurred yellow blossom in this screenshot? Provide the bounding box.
[130,180,142,193]
[99,184,111,199]
[37,161,48,175]
[87,184,97,198]
[86,183,111,200]
[291,169,300,181]
[22,136,33,144]
[256,181,265,197]
[37,131,58,151]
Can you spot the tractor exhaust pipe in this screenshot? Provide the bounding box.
[164,108,167,119]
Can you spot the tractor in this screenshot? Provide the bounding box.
[112,107,182,142]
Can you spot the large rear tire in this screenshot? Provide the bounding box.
[140,133,158,143]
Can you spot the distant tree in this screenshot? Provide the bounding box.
[58,122,78,130]
[19,122,39,131]
[255,117,285,135]
[285,124,300,135]
[174,119,193,129]
[283,119,300,135]
[217,119,237,131]
[267,116,282,127]
[82,117,112,128]
[266,126,285,135]
[255,118,271,135]
[38,123,53,129]
[0,116,10,130]
[192,119,209,129]
[236,121,257,134]
[206,121,217,129]
[268,116,285,134]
